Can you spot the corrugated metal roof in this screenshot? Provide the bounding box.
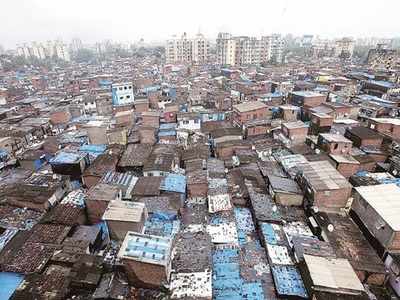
[207,222,238,244]
[60,190,86,208]
[208,194,232,213]
[354,183,400,231]
[102,200,145,222]
[304,254,365,292]
[170,271,212,299]
[0,229,18,252]
[302,160,351,191]
[267,244,293,265]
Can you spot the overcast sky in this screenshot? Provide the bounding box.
[1,0,399,48]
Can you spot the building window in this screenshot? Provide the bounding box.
[120,96,123,100]
[124,86,127,90]
[126,95,130,99]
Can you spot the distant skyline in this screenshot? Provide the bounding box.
[1,0,400,48]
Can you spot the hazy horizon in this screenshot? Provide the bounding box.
[1,0,400,48]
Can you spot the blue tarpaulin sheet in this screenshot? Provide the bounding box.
[260,222,278,245]
[271,265,308,298]
[212,247,266,299]
[79,144,107,154]
[0,272,24,300]
[160,174,186,194]
[144,213,179,237]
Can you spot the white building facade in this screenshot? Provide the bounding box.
[16,40,71,61]
[216,32,285,66]
[112,83,135,106]
[166,33,210,64]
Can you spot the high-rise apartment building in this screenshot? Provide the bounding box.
[17,43,31,58]
[31,42,47,60]
[54,41,71,61]
[334,38,354,59]
[216,33,236,65]
[264,34,285,63]
[70,38,83,53]
[165,33,209,64]
[16,40,71,61]
[216,33,284,66]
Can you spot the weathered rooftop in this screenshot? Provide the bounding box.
[118,232,172,266]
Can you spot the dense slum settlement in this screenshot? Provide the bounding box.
[1,45,400,300]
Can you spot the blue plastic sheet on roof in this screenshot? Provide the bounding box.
[358,94,396,107]
[271,265,308,298]
[267,91,284,97]
[169,88,177,99]
[143,85,160,93]
[349,72,374,79]
[260,222,278,245]
[79,144,107,154]
[158,130,176,137]
[160,174,186,194]
[271,107,280,112]
[210,215,225,225]
[50,152,84,164]
[355,170,400,187]
[144,213,180,238]
[314,86,329,92]
[355,170,368,176]
[0,272,24,300]
[367,80,395,89]
[159,123,177,130]
[179,103,188,112]
[213,248,239,264]
[70,180,82,190]
[93,221,110,243]
[0,149,9,158]
[379,178,400,187]
[99,80,112,86]
[234,207,255,246]
[241,281,265,300]
[240,74,252,82]
[212,247,264,300]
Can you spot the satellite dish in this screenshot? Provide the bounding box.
[327,224,334,232]
[312,206,319,213]
[272,205,278,212]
